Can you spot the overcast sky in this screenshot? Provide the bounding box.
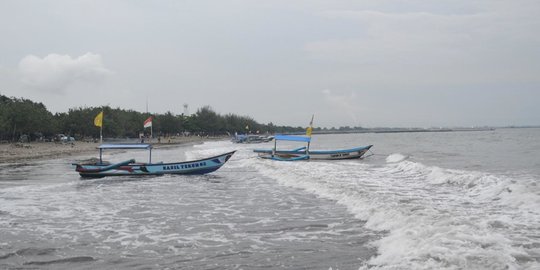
[1,0,539,128]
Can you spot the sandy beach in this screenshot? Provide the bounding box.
[0,136,216,164]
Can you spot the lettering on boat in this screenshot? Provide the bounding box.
[330,153,350,158]
[163,162,207,170]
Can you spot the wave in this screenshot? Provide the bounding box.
[249,151,540,269]
[388,154,540,214]
[385,153,408,163]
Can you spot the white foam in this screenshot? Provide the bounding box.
[3,140,538,269]
[250,152,540,269]
[385,153,408,163]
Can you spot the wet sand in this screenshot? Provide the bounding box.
[0,136,217,163]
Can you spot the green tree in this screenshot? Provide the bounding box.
[1,93,311,141]
[0,95,56,141]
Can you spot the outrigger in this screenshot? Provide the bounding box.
[73,143,235,178]
[253,135,372,161]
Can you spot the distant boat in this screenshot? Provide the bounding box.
[253,135,373,161]
[232,134,274,144]
[73,144,235,178]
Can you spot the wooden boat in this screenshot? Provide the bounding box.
[232,134,274,144]
[253,135,372,161]
[73,143,235,178]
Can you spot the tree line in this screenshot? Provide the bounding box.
[0,94,309,142]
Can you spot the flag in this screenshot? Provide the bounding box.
[306,114,314,137]
[144,116,153,128]
[306,126,312,137]
[94,111,103,127]
[245,125,249,130]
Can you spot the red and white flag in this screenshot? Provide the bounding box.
[144,116,153,128]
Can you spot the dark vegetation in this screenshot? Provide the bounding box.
[0,94,313,142]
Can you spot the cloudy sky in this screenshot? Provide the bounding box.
[1,0,539,128]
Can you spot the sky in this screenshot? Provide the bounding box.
[1,0,539,128]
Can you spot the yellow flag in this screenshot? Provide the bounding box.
[306,126,313,137]
[306,114,314,136]
[94,111,103,127]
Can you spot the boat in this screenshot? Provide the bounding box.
[253,135,373,161]
[232,134,274,144]
[73,143,236,178]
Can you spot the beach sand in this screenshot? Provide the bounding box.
[0,136,215,163]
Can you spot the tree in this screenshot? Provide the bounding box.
[193,106,224,135]
[0,95,56,141]
[0,94,309,140]
[158,111,181,136]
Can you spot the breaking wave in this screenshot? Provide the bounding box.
[385,153,408,163]
[251,152,540,269]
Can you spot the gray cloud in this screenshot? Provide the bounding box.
[1,1,539,127]
[321,89,364,126]
[18,53,112,93]
[306,6,540,86]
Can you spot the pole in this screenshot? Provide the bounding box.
[100,109,103,143]
[146,97,150,142]
[272,138,277,157]
[306,114,314,158]
[100,109,104,143]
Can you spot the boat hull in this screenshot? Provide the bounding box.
[232,135,274,144]
[254,145,372,160]
[74,151,236,178]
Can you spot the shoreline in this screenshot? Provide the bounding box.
[0,136,225,164]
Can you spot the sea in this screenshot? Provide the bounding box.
[0,128,539,269]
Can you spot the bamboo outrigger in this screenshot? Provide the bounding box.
[253,135,372,161]
[73,144,235,178]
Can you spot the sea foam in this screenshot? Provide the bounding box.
[385,153,408,163]
[250,151,540,269]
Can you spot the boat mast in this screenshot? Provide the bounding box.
[99,122,103,144]
[146,96,153,141]
[306,114,314,156]
[99,108,103,144]
[272,138,277,158]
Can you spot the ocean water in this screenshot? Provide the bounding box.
[0,128,539,269]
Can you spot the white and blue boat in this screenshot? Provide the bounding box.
[232,134,274,144]
[73,143,235,178]
[253,135,372,161]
